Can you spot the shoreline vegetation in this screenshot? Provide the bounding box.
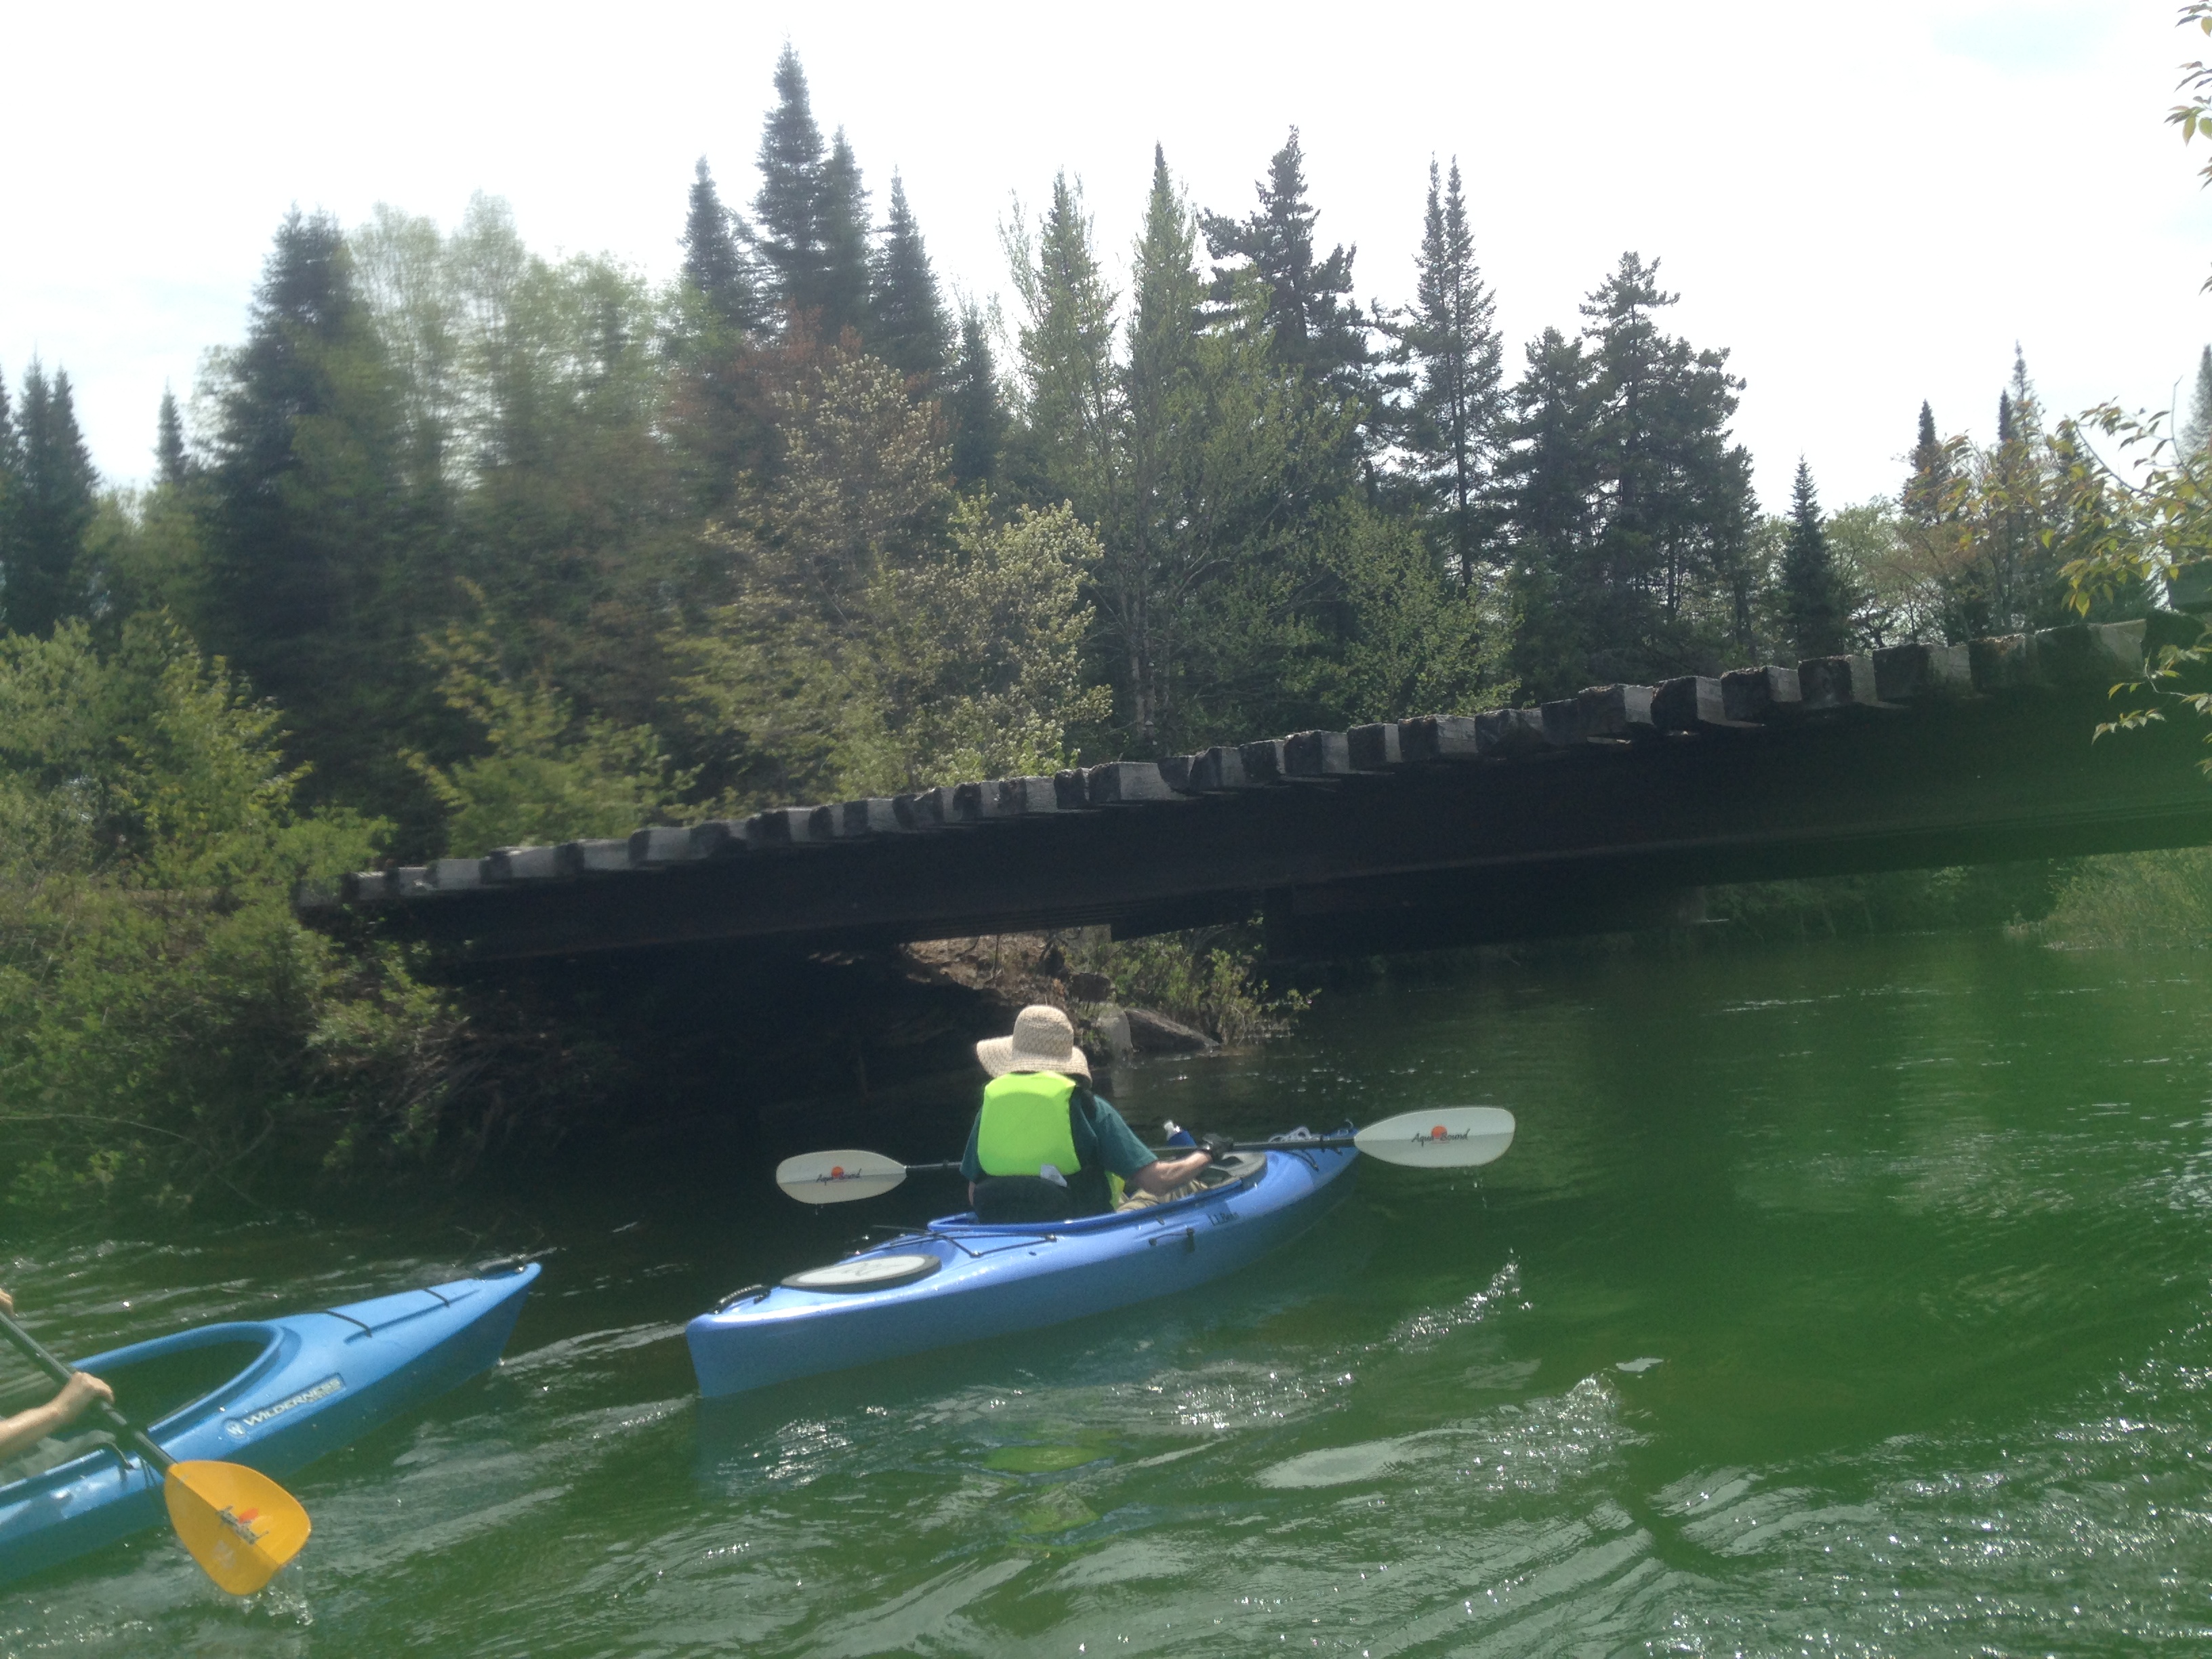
[4,42,2211,1218]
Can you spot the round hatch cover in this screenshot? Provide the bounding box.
[782,1252,943,1292]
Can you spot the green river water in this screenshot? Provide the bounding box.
[6,932,2212,1656]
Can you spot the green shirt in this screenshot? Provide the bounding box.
[959,1086,1155,1183]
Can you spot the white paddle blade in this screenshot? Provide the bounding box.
[775,1149,909,1205]
[1352,1107,1516,1169]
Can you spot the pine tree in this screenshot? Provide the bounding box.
[1901,401,1950,528]
[1200,130,1368,397]
[2184,347,2212,456]
[1580,252,1756,676]
[1979,347,2063,633]
[1502,253,1755,697]
[3,361,99,635]
[1005,171,1118,523]
[1113,143,1207,743]
[945,304,1006,486]
[816,130,872,341]
[201,209,418,812]
[1780,457,1851,657]
[0,371,18,586]
[155,387,188,486]
[1498,327,1603,697]
[754,45,830,329]
[682,158,762,334]
[1392,157,1502,586]
[872,174,951,384]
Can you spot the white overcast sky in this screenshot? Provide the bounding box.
[7,0,2211,512]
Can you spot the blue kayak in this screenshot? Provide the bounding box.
[688,1143,1355,1398]
[0,1262,539,1586]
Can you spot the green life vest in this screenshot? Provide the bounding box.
[975,1072,1084,1176]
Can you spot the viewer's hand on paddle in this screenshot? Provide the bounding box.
[1200,1134,1236,1163]
[54,1372,112,1426]
[0,1289,13,1317]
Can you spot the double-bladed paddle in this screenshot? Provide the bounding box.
[774,1105,1517,1205]
[0,1307,310,1594]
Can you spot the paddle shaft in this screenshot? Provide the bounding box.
[0,1307,171,1471]
[898,1139,1365,1176]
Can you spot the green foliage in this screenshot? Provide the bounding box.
[945,304,1006,487]
[863,498,1111,790]
[672,342,1105,802]
[1,361,99,636]
[197,209,431,825]
[1200,129,1372,430]
[682,157,763,335]
[872,174,950,384]
[1071,926,1309,1046]
[1780,458,1853,657]
[2040,848,2212,949]
[1501,258,1758,700]
[0,617,449,1215]
[409,604,696,855]
[1704,863,2072,943]
[1385,157,1503,587]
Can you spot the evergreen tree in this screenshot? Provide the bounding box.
[155,386,188,486]
[1200,129,1368,399]
[1975,348,2064,634]
[754,45,831,329]
[1498,327,1603,696]
[1901,401,1950,529]
[1111,144,1207,743]
[1391,157,1502,587]
[945,304,1006,487]
[817,130,873,341]
[1004,171,1118,524]
[682,158,762,334]
[1501,255,1756,697]
[0,371,18,592]
[1780,457,1851,657]
[872,173,951,384]
[200,209,420,815]
[2184,346,2212,456]
[1579,252,1756,680]
[3,362,99,635]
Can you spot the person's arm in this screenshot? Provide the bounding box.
[1129,1150,1212,1194]
[0,1372,113,1463]
[1092,1099,1213,1195]
[960,1116,985,1208]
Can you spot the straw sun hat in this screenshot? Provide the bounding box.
[976,1004,1090,1080]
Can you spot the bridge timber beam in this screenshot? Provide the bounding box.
[298,619,2212,962]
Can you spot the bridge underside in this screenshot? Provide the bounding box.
[305,624,2212,964]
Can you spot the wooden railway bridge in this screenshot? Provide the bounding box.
[299,617,2212,962]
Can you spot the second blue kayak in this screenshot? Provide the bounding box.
[688,1142,1356,1397]
[0,1262,539,1586]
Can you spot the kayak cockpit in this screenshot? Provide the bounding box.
[924,1149,1273,1234]
[99,1326,283,1434]
[0,1323,282,1496]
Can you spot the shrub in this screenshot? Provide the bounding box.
[0,617,452,1215]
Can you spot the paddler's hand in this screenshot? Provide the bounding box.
[54,1373,113,1426]
[0,1288,13,1316]
[1200,1134,1237,1164]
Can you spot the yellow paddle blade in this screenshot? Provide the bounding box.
[161,1460,311,1595]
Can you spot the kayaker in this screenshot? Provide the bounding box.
[0,1289,114,1466]
[960,1004,1214,1222]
